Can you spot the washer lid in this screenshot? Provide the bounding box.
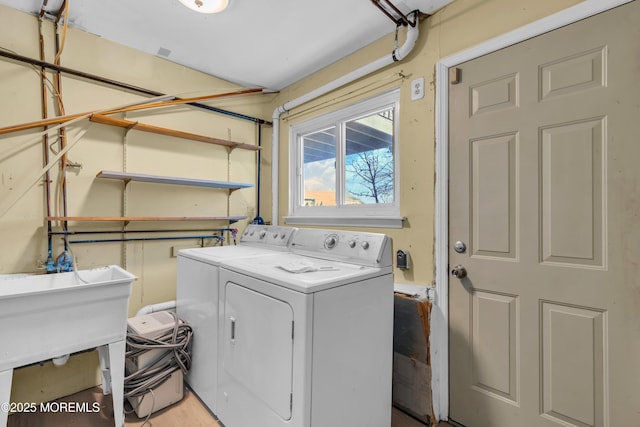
[178,245,276,265]
[221,253,391,293]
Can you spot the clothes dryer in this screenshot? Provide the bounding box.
[217,227,393,427]
[176,224,296,414]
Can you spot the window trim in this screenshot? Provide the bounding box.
[286,89,403,228]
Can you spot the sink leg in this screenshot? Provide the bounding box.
[109,340,126,427]
[99,341,126,427]
[0,369,13,427]
[97,345,112,395]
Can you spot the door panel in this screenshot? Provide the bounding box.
[540,302,607,427]
[540,118,605,267]
[539,47,605,101]
[471,290,519,404]
[449,3,640,427]
[471,133,517,259]
[223,282,294,420]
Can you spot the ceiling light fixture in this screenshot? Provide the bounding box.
[178,0,229,14]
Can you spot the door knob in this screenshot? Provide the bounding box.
[451,265,467,279]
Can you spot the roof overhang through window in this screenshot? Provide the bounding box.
[303,120,393,163]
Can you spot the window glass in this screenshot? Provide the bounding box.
[345,108,394,205]
[288,88,400,226]
[302,126,336,206]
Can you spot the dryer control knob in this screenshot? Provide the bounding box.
[348,240,356,248]
[361,241,370,250]
[259,230,266,239]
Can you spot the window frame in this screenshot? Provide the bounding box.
[285,89,403,228]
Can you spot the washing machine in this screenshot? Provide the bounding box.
[176,224,296,414]
[216,227,393,427]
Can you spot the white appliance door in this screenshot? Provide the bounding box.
[223,281,294,420]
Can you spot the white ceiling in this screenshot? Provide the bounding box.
[0,0,446,90]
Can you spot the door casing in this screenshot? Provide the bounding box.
[431,0,634,421]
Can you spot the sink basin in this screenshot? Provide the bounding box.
[0,265,135,427]
[0,265,135,371]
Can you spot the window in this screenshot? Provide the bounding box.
[287,89,402,228]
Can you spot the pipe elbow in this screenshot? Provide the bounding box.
[273,105,287,120]
[135,300,176,317]
[392,14,420,62]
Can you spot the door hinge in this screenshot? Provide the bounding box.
[290,393,293,411]
[291,321,295,341]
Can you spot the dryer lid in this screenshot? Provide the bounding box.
[221,253,391,293]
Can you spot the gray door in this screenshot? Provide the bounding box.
[449,2,640,426]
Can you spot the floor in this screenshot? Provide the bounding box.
[7,386,454,427]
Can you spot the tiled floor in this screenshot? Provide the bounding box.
[7,386,453,426]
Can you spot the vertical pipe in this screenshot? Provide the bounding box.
[38,13,54,269]
[122,119,129,269]
[53,1,69,254]
[256,123,262,221]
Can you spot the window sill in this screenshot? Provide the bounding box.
[284,215,405,229]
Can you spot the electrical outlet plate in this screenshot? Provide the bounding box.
[411,77,425,101]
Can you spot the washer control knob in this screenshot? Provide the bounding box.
[348,240,356,248]
[324,235,338,249]
[281,233,287,239]
[259,230,266,239]
[361,241,370,250]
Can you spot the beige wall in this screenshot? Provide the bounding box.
[1,0,585,408]
[0,5,269,404]
[265,0,583,286]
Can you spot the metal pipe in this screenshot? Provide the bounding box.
[255,123,262,221]
[0,88,265,137]
[188,102,270,125]
[38,13,54,265]
[0,49,269,124]
[53,6,69,253]
[0,49,158,96]
[49,228,233,235]
[55,0,67,22]
[68,235,225,244]
[370,0,419,27]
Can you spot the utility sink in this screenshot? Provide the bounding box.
[0,265,135,427]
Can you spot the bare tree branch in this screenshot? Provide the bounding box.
[347,149,393,203]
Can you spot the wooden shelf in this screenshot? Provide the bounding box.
[47,216,247,223]
[96,170,253,191]
[89,114,260,151]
